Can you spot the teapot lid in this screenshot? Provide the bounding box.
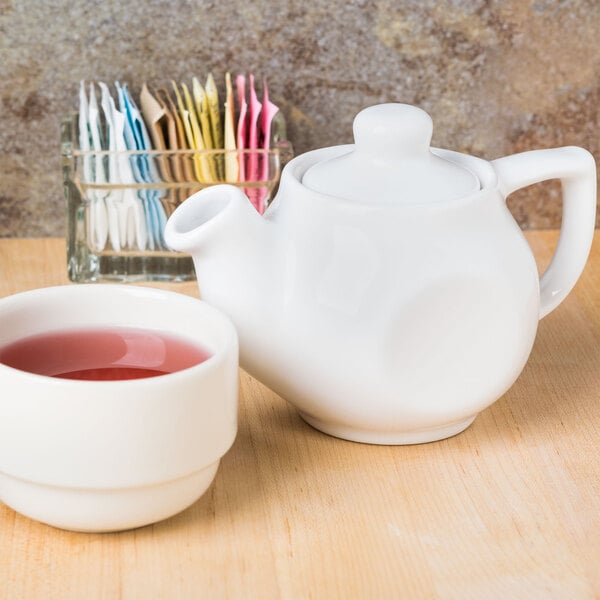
[302,103,479,204]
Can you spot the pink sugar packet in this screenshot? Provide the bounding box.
[258,78,279,211]
[246,74,263,211]
[236,74,247,183]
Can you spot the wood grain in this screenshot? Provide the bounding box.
[0,234,598,599]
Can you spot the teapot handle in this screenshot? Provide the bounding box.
[492,147,596,319]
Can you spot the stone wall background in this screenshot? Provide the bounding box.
[1,0,599,236]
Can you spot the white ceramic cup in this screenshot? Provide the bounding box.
[0,285,238,532]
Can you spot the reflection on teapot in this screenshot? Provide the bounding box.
[165,104,596,445]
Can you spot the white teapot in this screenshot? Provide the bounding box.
[165,104,596,444]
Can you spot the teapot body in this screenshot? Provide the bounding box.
[166,115,595,445]
[252,147,540,443]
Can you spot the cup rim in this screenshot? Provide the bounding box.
[0,284,238,387]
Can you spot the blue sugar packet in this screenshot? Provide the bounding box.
[116,82,167,249]
[99,82,148,251]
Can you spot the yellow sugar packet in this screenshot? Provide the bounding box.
[205,72,224,180]
[192,77,213,149]
[192,77,218,182]
[205,73,223,149]
[182,82,217,183]
[171,80,205,182]
[223,72,238,183]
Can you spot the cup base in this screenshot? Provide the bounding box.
[298,413,477,445]
[0,461,220,532]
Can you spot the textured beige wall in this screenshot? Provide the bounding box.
[1,0,599,236]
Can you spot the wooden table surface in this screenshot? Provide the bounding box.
[0,234,598,599]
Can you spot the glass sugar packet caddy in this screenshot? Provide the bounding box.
[62,114,293,282]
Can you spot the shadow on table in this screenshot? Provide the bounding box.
[134,383,325,536]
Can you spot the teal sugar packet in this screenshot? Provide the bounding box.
[114,81,155,250]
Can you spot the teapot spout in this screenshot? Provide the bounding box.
[165,184,267,257]
[165,185,277,344]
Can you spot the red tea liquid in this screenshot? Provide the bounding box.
[0,327,212,381]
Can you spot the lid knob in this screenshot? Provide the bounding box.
[353,104,433,158]
[302,103,480,204]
